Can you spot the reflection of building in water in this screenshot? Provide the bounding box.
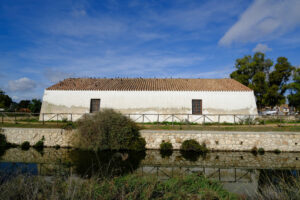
[2,148,300,198]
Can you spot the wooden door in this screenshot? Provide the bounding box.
[90,99,100,113]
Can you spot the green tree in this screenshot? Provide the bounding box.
[29,99,42,113]
[287,68,300,111]
[0,89,12,110]
[18,100,31,109]
[230,53,294,109]
[230,52,272,109]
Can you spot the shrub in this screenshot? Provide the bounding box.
[75,109,145,151]
[160,141,173,151]
[55,145,60,149]
[21,141,30,150]
[33,136,45,150]
[0,133,7,147]
[180,139,208,153]
[258,147,265,155]
[62,122,76,130]
[251,146,258,156]
[274,149,281,154]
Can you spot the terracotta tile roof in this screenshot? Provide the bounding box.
[47,78,252,91]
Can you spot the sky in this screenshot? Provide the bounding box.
[0,0,300,101]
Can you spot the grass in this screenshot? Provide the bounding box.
[0,174,238,200]
[1,122,300,132]
[141,124,300,132]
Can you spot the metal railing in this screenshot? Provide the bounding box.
[0,112,299,126]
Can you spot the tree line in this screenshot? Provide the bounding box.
[230,52,300,111]
[0,90,41,113]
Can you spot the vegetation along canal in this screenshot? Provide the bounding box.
[1,147,300,199]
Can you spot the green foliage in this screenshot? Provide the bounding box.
[21,141,30,150]
[230,53,295,109]
[160,141,173,151]
[251,146,258,156]
[159,141,173,158]
[181,139,208,153]
[55,145,60,149]
[62,121,76,130]
[28,99,42,113]
[0,133,7,147]
[0,89,12,110]
[33,136,45,150]
[258,148,265,155]
[0,174,238,200]
[274,149,281,154]
[75,109,145,151]
[287,68,300,111]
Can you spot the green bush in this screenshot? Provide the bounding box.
[258,147,265,155]
[21,141,30,150]
[160,141,173,151]
[55,144,60,149]
[0,133,7,147]
[62,121,76,130]
[251,146,258,156]
[180,139,208,153]
[75,109,145,151]
[33,136,45,150]
[274,149,281,154]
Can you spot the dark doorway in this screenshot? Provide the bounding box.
[192,99,202,114]
[90,99,100,113]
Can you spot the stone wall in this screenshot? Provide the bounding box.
[2,128,300,151]
[142,130,300,152]
[2,128,73,147]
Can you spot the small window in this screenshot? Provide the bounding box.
[90,99,100,113]
[192,99,202,114]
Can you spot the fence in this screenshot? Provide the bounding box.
[0,112,299,126]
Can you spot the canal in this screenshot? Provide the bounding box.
[1,147,300,198]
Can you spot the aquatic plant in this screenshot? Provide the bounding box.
[258,148,265,155]
[33,136,44,150]
[75,109,145,151]
[180,139,208,153]
[160,141,173,151]
[0,174,238,200]
[21,141,30,150]
[0,132,7,147]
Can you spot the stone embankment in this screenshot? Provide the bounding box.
[2,128,300,151]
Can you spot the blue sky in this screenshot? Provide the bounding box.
[0,0,300,101]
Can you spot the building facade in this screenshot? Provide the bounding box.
[40,78,258,123]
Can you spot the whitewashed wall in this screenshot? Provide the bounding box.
[40,90,257,123]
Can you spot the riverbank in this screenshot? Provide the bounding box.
[0,173,238,200]
[2,127,300,151]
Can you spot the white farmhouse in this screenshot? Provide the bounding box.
[40,78,258,123]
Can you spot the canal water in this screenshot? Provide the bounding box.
[1,147,300,198]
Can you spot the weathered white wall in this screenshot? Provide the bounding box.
[40,90,257,122]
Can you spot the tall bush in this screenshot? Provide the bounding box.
[74,109,145,151]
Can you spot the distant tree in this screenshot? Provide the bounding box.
[0,89,13,110]
[18,100,31,109]
[29,99,42,113]
[287,68,300,111]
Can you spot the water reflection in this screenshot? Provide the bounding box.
[1,147,300,198]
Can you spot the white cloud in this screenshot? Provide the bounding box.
[219,0,300,46]
[252,43,272,53]
[7,77,37,92]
